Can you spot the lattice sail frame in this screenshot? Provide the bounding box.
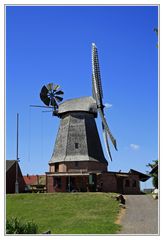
[92,43,117,161]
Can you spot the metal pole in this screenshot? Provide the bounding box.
[15,113,19,193]
[68,176,71,192]
[16,113,19,161]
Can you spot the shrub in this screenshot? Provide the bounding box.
[6,217,38,234]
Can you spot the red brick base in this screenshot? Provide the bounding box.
[46,171,141,194]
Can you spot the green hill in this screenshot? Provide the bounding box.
[6,192,121,234]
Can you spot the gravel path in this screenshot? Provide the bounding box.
[119,195,158,235]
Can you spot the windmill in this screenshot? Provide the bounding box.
[40,43,117,192]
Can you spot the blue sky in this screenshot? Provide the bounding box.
[6,6,158,189]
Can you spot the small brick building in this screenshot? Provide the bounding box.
[97,170,144,194]
[6,160,25,193]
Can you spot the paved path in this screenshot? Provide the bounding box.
[119,195,158,235]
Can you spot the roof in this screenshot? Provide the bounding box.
[106,170,150,182]
[23,175,38,185]
[46,172,90,177]
[129,169,150,182]
[116,173,129,178]
[23,175,46,185]
[58,96,97,116]
[106,171,130,175]
[6,160,16,172]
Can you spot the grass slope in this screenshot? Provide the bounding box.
[6,192,121,234]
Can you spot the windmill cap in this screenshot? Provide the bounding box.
[58,96,97,116]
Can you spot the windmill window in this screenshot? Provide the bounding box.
[75,143,79,149]
[75,161,79,167]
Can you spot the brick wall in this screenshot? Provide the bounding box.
[97,172,141,194]
[46,175,89,192]
[46,175,54,192]
[49,160,107,173]
[49,165,55,172]
[98,173,118,192]
[46,176,67,192]
[123,174,140,194]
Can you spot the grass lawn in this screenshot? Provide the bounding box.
[6,192,121,234]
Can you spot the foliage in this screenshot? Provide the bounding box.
[147,159,158,169]
[6,193,121,234]
[154,28,158,36]
[6,217,38,234]
[147,159,158,189]
[152,175,158,189]
[154,28,158,48]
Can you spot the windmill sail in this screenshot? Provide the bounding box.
[92,43,103,108]
[98,108,117,150]
[92,43,117,160]
[102,122,113,161]
[40,83,64,109]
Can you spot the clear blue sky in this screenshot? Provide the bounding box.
[6,6,158,189]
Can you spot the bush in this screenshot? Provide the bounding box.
[152,173,158,189]
[6,217,38,234]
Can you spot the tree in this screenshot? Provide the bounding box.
[147,159,158,189]
[154,28,158,48]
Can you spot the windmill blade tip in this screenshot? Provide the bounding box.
[113,139,118,150]
[115,144,118,151]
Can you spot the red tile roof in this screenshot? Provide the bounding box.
[23,175,46,185]
[23,175,38,185]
